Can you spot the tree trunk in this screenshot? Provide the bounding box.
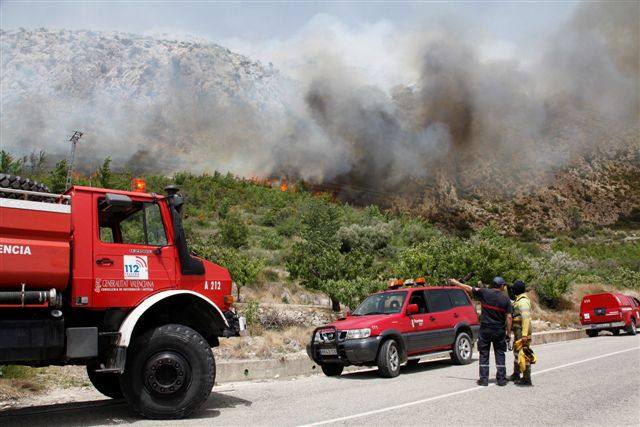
[330,296,340,312]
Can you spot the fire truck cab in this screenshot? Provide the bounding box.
[0,176,244,419]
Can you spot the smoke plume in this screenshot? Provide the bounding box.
[1,1,638,204]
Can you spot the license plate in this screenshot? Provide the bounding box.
[591,323,610,329]
[319,348,337,356]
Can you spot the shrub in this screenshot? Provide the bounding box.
[529,253,581,307]
[48,159,68,193]
[337,222,393,253]
[260,229,283,250]
[219,210,249,248]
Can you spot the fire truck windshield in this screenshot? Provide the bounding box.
[353,291,407,316]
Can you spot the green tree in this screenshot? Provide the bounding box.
[191,239,264,302]
[49,159,68,193]
[96,157,112,188]
[219,210,249,248]
[286,198,353,311]
[0,150,24,175]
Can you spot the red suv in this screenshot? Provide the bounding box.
[307,286,480,378]
[581,292,639,337]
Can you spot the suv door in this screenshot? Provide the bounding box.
[404,290,431,355]
[424,289,456,350]
[93,194,176,308]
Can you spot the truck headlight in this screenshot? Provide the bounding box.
[345,328,371,340]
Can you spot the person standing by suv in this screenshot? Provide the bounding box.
[448,276,513,386]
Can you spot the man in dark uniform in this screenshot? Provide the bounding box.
[449,276,513,386]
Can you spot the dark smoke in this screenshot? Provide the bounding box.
[1,2,638,205]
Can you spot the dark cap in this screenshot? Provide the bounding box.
[512,280,526,295]
[492,276,506,288]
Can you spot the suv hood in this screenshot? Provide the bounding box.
[329,314,391,330]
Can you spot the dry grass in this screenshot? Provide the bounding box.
[215,326,312,360]
[240,275,330,306]
[0,365,89,403]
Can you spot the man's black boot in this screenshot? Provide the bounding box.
[508,373,520,382]
[497,380,508,386]
[515,378,533,386]
[477,379,489,386]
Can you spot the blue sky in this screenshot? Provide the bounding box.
[2,1,578,44]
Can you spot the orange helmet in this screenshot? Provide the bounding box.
[415,277,426,285]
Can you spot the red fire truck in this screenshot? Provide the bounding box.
[0,174,244,419]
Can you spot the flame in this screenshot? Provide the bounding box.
[280,178,288,192]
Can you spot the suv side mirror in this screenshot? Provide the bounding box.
[407,304,419,315]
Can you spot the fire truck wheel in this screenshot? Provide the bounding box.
[450,332,473,365]
[120,324,215,419]
[627,318,637,336]
[586,330,598,337]
[320,363,344,377]
[86,365,123,399]
[377,339,401,378]
[0,173,51,201]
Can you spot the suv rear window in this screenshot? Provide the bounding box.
[426,289,453,312]
[449,289,471,307]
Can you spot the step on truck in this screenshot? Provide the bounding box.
[0,174,245,419]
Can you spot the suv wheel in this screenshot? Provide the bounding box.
[120,324,215,419]
[450,332,473,365]
[627,318,637,336]
[612,329,620,336]
[320,364,344,377]
[377,339,401,378]
[586,330,598,338]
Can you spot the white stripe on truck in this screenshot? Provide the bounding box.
[0,198,71,214]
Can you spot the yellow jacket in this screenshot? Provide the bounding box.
[513,293,532,336]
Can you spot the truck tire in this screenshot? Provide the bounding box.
[320,363,344,377]
[0,173,51,201]
[627,318,637,336]
[377,339,401,378]
[586,330,598,337]
[120,324,215,419]
[450,332,473,365]
[86,365,123,399]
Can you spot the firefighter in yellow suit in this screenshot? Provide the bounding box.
[509,280,534,386]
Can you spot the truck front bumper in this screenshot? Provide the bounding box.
[582,321,625,330]
[222,310,246,337]
[307,336,381,365]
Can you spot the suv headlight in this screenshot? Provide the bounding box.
[345,328,371,340]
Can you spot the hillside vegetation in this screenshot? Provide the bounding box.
[2,150,638,313]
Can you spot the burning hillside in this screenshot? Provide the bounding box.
[1,2,638,232]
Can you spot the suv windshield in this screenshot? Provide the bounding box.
[353,291,407,316]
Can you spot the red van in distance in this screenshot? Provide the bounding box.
[580,293,639,337]
[307,285,480,378]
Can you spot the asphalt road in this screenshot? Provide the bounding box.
[2,334,639,426]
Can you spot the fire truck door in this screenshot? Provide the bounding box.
[93,196,175,307]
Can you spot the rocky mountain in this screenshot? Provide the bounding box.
[0,28,289,171]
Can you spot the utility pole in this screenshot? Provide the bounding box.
[65,131,83,190]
